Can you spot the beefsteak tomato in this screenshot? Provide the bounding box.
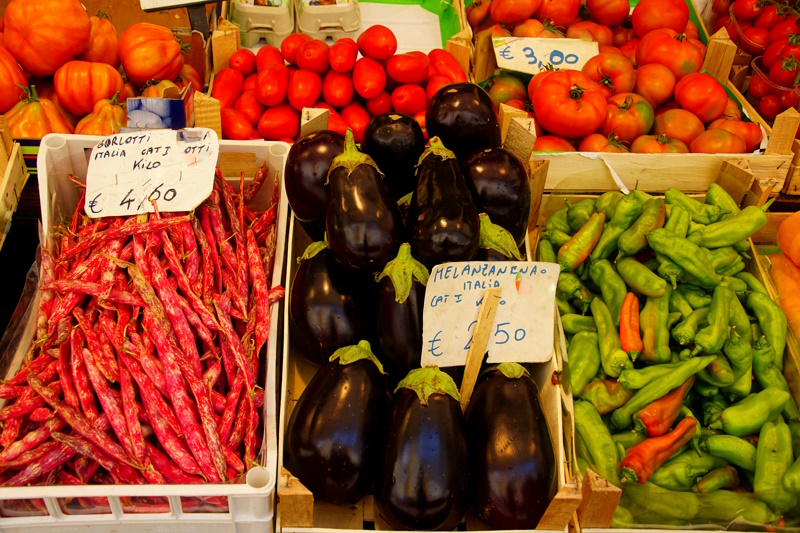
[587,0,630,28]
[74,94,125,136]
[578,133,629,152]
[0,47,27,114]
[633,63,676,108]
[674,72,728,122]
[513,18,565,37]
[530,71,606,138]
[598,92,655,143]
[77,13,119,68]
[631,0,689,37]
[581,52,635,98]
[635,28,704,79]
[708,118,762,151]
[4,86,74,139]
[533,135,576,152]
[119,23,184,87]
[653,108,705,145]
[630,133,689,153]
[54,61,124,116]
[566,21,614,45]
[535,0,580,28]
[488,73,527,106]
[141,80,179,98]
[490,0,542,24]
[689,128,747,153]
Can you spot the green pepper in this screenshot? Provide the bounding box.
[669,290,694,320]
[575,400,620,486]
[639,284,672,364]
[581,379,635,414]
[721,276,748,298]
[558,212,605,273]
[649,450,730,491]
[568,331,600,394]
[694,491,778,524]
[623,481,700,518]
[588,259,627,327]
[746,291,787,371]
[611,356,716,429]
[694,380,719,398]
[697,355,735,388]
[699,434,757,471]
[698,202,772,249]
[727,291,752,344]
[688,219,706,236]
[642,256,660,272]
[537,238,556,262]
[709,387,791,436]
[595,190,624,219]
[692,465,740,493]
[545,207,572,235]
[591,298,633,378]
[617,256,668,298]
[672,307,710,346]
[557,273,594,313]
[677,285,713,309]
[617,198,666,258]
[544,229,572,249]
[561,314,597,334]
[721,329,752,397]
[752,337,800,423]
[590,194,643,261]
[613,430,647,449]
[664,204,690,238]
[703,394,729,425]
[645,229,719,289]
[735,272,768,294]
[678,405,703,454]
[706,247,740,273]
[556,296,575,315]
[667,311,682,329]
[790,421,800,458]
[610,504,634,527]
[665,187,727,224]
[693,284,732,355]
[566,198,596,232]
[656,254,684,289]
[575,429,593,463]
[632,190,655,204]
[705,184,740,215]
[716,258,745,278]
[618,361,683,389]
[754,418,797,512]
[785,455,800,494]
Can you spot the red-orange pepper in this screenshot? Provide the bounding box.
[619,416,698,484]
[633,376,694,437]
[620,292,642,360]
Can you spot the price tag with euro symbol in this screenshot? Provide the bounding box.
[493,36,599,75]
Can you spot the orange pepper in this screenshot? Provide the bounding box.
[769,253,800,341]
[619,416,697,484]
[633,376,694,437]
[619,292,643,360]
[75,94,126,136]
[4,85,74,139]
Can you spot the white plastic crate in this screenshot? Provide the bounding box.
[232,1,295,48]
[295,0,361,41]
[0,133,291,533]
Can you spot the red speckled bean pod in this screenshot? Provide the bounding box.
[132,234,151,283]
[214,294,254,393]
[204,360,221,389]
[227,396,247,451]
[243,162,269,205]
[35,249,57,342]
[29,407,53,422]
[62,215,190,260]
[127,334,168,399]
[72,307,119,383]
[252,388,264,410]
[5,355,51,387]
[221,268,249,319]
[70,329,99,422]
[0,418,66,463]
[58,470,81,485]
[245,396,258,466]
[210,389,226,414]
[119,366,146,465]
[0,418,22,448]
[51,432,145,485]
[46,280,146,307]
[193,216,216,306]
[0,439,59,468]
[260,224,278,281]
[182,222,201,294]
[247,229,276,356]
[220,340,237,390]
[145,442,204,484]
[57,341,80,410]
[0,382,59,420]
[0,385,30,399]
[250,204,276,239]
[223,445,245,474]
[219,373,243,444]
[98,238,124,301]
[114,259,180,346]
[198,208,222,294]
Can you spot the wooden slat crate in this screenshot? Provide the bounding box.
[0,118,30,253]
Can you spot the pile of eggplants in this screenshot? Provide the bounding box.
[284,84,555,530]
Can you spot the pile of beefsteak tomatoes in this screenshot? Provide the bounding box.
[214,24,467,142]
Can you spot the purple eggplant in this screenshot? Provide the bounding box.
[407,137,479,269]
[465,363,556,529]
[326,130,404,273]
[289,241,375,364]
[361,113,425,201]
[426,83,501,161]
[285,130,345,240]
[375,244,429,386]
[474,213,524,262]
[462,148,531,247]
[376,367,468,531]
[284,341,390,505]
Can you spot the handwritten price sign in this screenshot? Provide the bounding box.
[85,128,219,218]
[493,36,599,74]
[420,261,560,368]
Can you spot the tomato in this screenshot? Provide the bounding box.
[75,95,125,136]
[366,90,392,116]
[53,61,123,116]
[177,64,203,93]
[513,18,565,37]
[718,99,740,121]
[357,25,397,61]
[428,49,468,82]
[599,44,623,55]
[414,110,428,140]
[0,46,27,114]
[426,76,451,100]
[754,4,790,29]
[612,25,636,47]
[212,68,244,110]
[314,103,349,135]
[581,52,635,98]
[352,57,386,99]
[630,133,689,153]
[120,81,137,103]
[527,67,558,101]
[141,80,178,98]
[619,38,639,67]
[690,128,747,153]
[322,71,354,108]
[288,70,322,110]
[119,23,184,87]
[4,86,74,139]
[654,108,705,145]
[763,39,787,69]
[714,14,731,33]
[258,104,299,140]
[504,98,526,110]
[673,72,728,123]
[631,0,689,37]
[329,38,357,73]
[731,0,763,21]
[530,71,606,138]
[256,45,284,72]
[566,21,614,45]
[297,40,330,74]
[256,64,289,106]
[636,28,704,80]
[281,33,312,66]
[4,0,91,77]
[387,52,430,85]
[490,0,541,24]
[535,0,580,28]
[77,13,119,68]
[769,20,799,44]
[748,72,776,99]
[226,49,255,78]
[467,0,491,29]
[712,0,732,15]
[587,0,629,28]
[235,90,265,127]
[533,135,576,152]
[758,94,783,121]
[221,108,254,140]
[633,63,676,108]
[779,88,799,108]
[708,118,763,151]
[769,55,800,87]
[390,85,427,115]
[654,99,680,115]
[741,27,770,55]
[340,103,371,142]
[488,73,527,106]
[578,132,629,152]
[684,20,700,40]
[599,93,654,143]
[244,73,258,92]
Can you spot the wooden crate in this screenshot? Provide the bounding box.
[0,118,29,254]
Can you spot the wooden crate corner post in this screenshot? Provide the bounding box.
[576,469,621,529]
[765,108,800,156]
[473,28,497,83]
[446,28,473,83]
[211,19,241,74]
[193,91,222,138]
[701,27,736,83]
[278,466,314,528]
[536,474,583,531]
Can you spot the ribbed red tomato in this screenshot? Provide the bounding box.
[119,23,184,87]
[653,108,705,146]
[258,104,299,140]
[587,0,630,27]
[581,52,635,98]
[708,118,763,151]
[633,63,676,108]
[533,135,576,152]
[690,128,747,153]
[77,13,119,68]
[578,133,629,152]
[635,28,704,79]
[534,0,580,28]
[566,21,614,45]
[54,61,124,116]
[674,72,728,122]
[490,0,542,24]
[630,133,689,153]
[0,46,27,114]
[598,93,655,143]
[322,71,354,108]
[530,71,606,138]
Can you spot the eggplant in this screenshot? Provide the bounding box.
[465,363,556,529]
[326,130,404,273]
[407,137,480,268]
[375,244,429,386]
[284,341,390,505]
[462,148,531,247]
[376,367,468,531]
[361,113,425,201]
[289,241,375,364]
[285,130,345,240]
[426,83,501,161]
[474,213,524,262]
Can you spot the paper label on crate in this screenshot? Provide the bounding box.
[84,128,218,218]
[493,37,599,74]
[420,261,560,368]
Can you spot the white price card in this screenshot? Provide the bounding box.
[493,36,599,74]
[420,261,560,368]
[84,128,219,218]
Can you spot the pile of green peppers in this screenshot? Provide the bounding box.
[541,186,800,528]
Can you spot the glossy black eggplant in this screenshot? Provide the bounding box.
[326,130,404,273]
[285,130,345,240]
[407,137,480,269]
[375,244,429,386]
[289,241,375,364]
[474,213,524,262]
[465,363,556,530]
[376,367,468,531]
[361,113,425,201]
[426,83,501,160]
[284,341,391,505]
[463,148,531,247]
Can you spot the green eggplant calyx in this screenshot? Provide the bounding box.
[395,366,461,405]
[619,467,638,484]
[496,362,528,379]
[375,243,430,303]
[297,240,328,264]
[329,340,386,374]
[326,129,382,183]
[478,213,523,260]
[418,136,456,166]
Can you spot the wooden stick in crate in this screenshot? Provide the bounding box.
[459,287,502,414]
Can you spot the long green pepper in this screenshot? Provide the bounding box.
[618,361,683,389]
[699,434,757,472]
[646,229,719,289]
[558,212,605,273]
[545,207,572,235]
[709,387,791,436]
[575,400,620,486]
[752,337,800,423]
[639,284,672,364]
[665,187,728,224]
[672,307,710,346]
[692,284,732,355]
[617,198,666,258]
[699,202,772,249]
[617,256,668,298]
[566,199,596,232]
[590,194,643,261]
[567,331,600,394]
[747,291,787,371]
[589,259,627,327]
[591,298,632,378]
[754,418,797,512]
[595,191,624,219]
[677,285,713,309]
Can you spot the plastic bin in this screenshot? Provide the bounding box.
[295,0,361,41]
[232,1,295,48]
[0,133,291,533]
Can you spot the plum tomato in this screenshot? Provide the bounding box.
[258,104,299,140]
[229,49,257,76]
[297,40,330,74]
[357,25,397,60]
